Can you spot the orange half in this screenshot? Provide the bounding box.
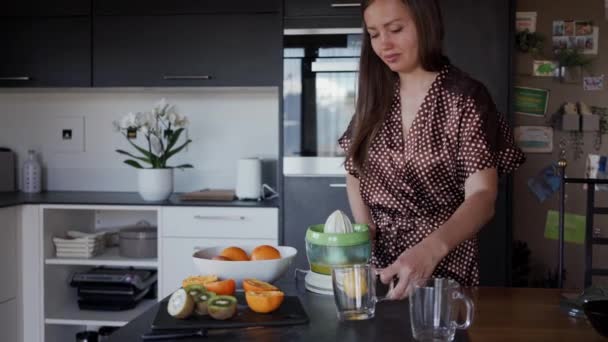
[242,279,279,292]
[245,290,284,313]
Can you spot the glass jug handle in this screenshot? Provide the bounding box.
[373,267,394,302]
[453,291,474,329]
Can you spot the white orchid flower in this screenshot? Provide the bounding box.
[150,134,163,155]
[154,98,168,116]
[174,115,189,128]
[120,112,138,129]
[167,112,178,126]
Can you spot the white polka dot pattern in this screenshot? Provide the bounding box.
[338,64,525,286]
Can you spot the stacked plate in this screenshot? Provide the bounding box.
[53,231,106,258]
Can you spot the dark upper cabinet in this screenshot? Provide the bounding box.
[94,0,280,15]
[0,17,91,87]
[283,177,352,271]
[0,0,90,16]
[284,0,362,29]
[285,0,361,17]
[93,14,281,87]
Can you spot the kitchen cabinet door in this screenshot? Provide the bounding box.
[0,0,89,17]
[94,0,280,15]
[284,0,362,29]
[283,176,352,271]
[0,299,18,342]
[161,237,276,298]
[93,13,281,87]
[0,17,91,87]
[285,0,361,17]
[0,207,18,303]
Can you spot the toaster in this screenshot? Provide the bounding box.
[0,148,16,192]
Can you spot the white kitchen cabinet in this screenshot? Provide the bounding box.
[160,207,279,298]
[0,206,18,303]
[162,207,278,239]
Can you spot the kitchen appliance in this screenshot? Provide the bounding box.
[283,30,362,176]
[235,158,262,200]
[0,148,15,192]
[303,223,371,295]
[119,226,157,258]
[70,267,157,311]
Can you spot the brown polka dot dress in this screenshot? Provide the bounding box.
[338,63,525,286]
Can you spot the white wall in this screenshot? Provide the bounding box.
[0,87,279,192]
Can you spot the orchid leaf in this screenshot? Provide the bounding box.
[172,164,194,169]
[115,149,151,165]
[124,159,144,168]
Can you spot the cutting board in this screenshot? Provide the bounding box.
[152,294,309,330]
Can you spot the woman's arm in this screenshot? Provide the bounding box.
[345,174,376,241]
[379,168,498,299]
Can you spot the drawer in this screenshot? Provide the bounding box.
[162,207,278,239]
[160,237,277,297]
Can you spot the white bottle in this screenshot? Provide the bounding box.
[22,150,41,193]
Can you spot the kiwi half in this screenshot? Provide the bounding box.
[194,291,217,316]
[167,288,194,319]
[208,295,237,320]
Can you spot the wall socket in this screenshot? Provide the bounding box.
[46,116,86,153]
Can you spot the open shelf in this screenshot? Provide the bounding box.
[45,247,158,268]
[45,299,157,327]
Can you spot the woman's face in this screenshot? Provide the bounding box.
[364,0,420,73]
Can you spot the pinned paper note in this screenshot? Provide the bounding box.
[544,210,586,245]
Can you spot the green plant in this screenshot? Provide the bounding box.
[554,48,592,68]
[515,29,545,57]
[113,99,193,169]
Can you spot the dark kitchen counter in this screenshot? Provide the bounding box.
[107,278,468,342]
[0,191,279,209]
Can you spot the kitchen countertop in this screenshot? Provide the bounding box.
[0,191,279,209]
[108,278,468,342]
[107,284,603,342]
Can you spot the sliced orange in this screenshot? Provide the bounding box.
[242,279,279,292]
[245,290,284,313]
[182,275,218,289]
[204,279,236,296]
[219,246,250,261]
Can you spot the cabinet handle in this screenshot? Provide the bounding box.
[194,215,246,221]
[0,76,30,81]
[329,183,347,188]
[163,75,212,80]
[330,3,361,8]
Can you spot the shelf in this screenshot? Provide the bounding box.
[45,247,158,268]
[45,299,157,327]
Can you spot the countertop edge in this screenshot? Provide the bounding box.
[0,191,280,209]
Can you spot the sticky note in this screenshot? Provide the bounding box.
[544,210,586,245]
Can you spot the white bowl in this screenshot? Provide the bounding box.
[192,245,297,287]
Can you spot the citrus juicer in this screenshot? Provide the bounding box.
[303,211,371,295]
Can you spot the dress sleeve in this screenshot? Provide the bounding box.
[338,118,360,179]
[456,85,525,184]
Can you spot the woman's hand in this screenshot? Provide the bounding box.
[379,237,447,300]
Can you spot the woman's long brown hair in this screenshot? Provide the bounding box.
[348,0,446,174]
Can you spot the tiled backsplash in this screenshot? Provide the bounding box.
[0,87,278,192]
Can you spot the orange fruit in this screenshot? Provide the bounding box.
[219,246,250,261]
[212,255,231,261]
[204,279,236,296]
[243,279,279,292]
[181,275,218,289]
[250,245,281,261]
[245,291,284,313]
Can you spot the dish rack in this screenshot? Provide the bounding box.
[53,231,107,258]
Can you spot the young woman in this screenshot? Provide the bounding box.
[339,0,525,299]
